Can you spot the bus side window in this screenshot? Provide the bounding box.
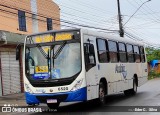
[118,42,127,62]
[126,44,135,63]
[134,45,141,63]
[96,38,109,63]
[140,46,146,63]
[84,43,96,71]
[108,40,118,63]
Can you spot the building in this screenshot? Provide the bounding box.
[0,0,60,96]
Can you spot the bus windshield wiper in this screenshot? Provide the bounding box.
[29,37,48,59]
[53,41,67,59]
[36,44,48,59]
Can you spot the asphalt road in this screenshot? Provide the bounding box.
[2,78,160,115]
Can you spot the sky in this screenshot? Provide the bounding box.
[53,0,160,47]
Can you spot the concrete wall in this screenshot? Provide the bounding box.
[0,0,60,35]
[0,0,60,95]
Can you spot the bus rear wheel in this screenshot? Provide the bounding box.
[47,103,60,109]
[130,79,137,95]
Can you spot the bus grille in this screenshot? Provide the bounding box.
[36,94,68,103]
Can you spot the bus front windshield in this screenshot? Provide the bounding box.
[25,42,81,81]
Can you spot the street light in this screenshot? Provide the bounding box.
[123,0,151,26]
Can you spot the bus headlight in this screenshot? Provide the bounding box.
[71,79,83,91]
[25,84,33,93]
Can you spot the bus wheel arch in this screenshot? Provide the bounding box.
[124,74,138,96]
[97,78,107,105]
[99,78,107,95]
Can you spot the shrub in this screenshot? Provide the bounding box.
[148,70,160,80]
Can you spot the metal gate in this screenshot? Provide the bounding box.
[0,51,21,95]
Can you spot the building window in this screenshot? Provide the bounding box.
[18,10,26,31]
[47,18,52,30]
[108,40,118,63]
[118,42,127,62]
[127,44,134,62]
[97,39,109,63]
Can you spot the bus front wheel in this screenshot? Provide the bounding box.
[97,82,106,105]
[47,103,60,109]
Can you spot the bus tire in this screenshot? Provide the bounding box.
[124,78,137,96]
[97,82,106,105]
[47,103,60,109]
[130,78,137,95]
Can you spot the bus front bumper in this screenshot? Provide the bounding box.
[25,87,87,104]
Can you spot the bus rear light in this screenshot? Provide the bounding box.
[71,79,83,91]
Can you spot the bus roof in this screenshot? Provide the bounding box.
[81,29,144,46]
[27,28,144,46]
[27,28,81,37]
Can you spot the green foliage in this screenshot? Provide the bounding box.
[148,70,160,80]
[146,47,160,62]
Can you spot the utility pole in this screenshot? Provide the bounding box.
[117,0,124,37]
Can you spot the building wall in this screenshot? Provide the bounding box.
[0,0,60,95]
[37,0,60,32]
[0,0,60,35]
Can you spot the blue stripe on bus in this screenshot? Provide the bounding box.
[25,87,87,104]
[65,87,87,102]
[25,92,40,104]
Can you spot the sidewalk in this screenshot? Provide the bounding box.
[0,93,26,106]
[0,93,25,100]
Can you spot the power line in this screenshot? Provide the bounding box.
[67,0,113,15]
[0,8,75,30]
[123,0,151,26]
[0,4,118,32]
[126,28,160,47]
[1,1,114,29]
[126,0,160,23]
[125,20,159,28]
[0,1,120,32]
[4,0,115,24]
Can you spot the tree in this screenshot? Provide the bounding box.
[146,47,160,62]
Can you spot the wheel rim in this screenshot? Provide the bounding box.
[99,87,105,103]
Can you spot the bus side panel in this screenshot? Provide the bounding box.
[124,63,141,90]
[107,82,116,95]
[138,62,148,86]
[99,63,122,95]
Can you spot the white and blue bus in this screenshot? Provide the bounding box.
[16,28,148,109]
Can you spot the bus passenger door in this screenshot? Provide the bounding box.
[84,36,98,100]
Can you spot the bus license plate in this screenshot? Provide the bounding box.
[47,99,57,103]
